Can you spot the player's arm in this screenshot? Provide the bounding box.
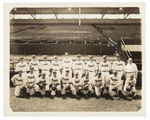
[98,62,102,73]
[95,62,98,76]
[134,63,138,79]
[15,63,19,72]
[108,61,112,72]
[122,61,125,74]
[112,61,115,72]
[82,61,86,74]
[11,75,17,86]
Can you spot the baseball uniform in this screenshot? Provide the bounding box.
[99,61,111,87]
[11,74,26,97]
[26,72,36,95]
[92,76,104,96]
[73,60,85,78]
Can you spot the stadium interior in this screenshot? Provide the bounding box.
[10,7,142,89]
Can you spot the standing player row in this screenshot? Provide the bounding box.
[15,52,138,82]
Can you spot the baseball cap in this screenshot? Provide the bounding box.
[130,74,134,77]
[103,55,107,58]
[29,65,34,69]
[19,57,24,59]
[74,72,79,75]
[128,58,133,61]
[116,54,120,57]
[66,70,69,72]
[54,56,57,58]
[32,55,36,58]
[53,71,57,73]
[43,55,47,58]
[77,54,81,57]
[65,52,69,56]
[98,72,101,74]
[89,55,93,58]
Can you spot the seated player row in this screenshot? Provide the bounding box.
[11,53,138,100]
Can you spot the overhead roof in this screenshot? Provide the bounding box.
[10,7,140,14]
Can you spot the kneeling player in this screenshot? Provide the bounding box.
[26,66,36,96]
[80,73,93,96]
[123,74,137,100]
[92,72,104,98]
[11,70,27,98]
[109,71,122,99]
[60,70,71,96]
[70,72,82,98]
[49,71,61,97]
[34,73,47,97]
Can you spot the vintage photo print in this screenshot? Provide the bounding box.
[4,3,145,116]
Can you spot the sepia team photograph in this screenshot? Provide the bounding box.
[3,2,145,116]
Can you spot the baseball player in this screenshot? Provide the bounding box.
[92,72,104,98]
[60,69,71,96]
[109,71,122,99]
[123,74,137,99]
[73,54,85,78]
[51,56,62,78]
[26,66,36,96]
[85,55,97,83]
[34,73,47,97]
[39,55,51,78]
[29,55,39,81]
[15,57,29,78]
[112,54,125,88]
[11,70,27,97]
[70,72,82,98]
[99,55,111,90]
[62,52,73,78]
[80,73,93,96]
[124,58,138,80]
[46,71,61,97]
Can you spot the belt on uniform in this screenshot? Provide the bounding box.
[126,72,135,73]
[102,71,109,72]
[111,83,116,86]
[29,82,34,84]
[76,69,82,70]
[116,70,123,72]
[88,71,95,72]
[42,69,48,71]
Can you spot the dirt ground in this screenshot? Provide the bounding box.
[10,88,141,112]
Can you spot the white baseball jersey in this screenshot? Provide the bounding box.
[11,74,26,86]
[15,62,28,72]
[80,77,90,86]
[40,61,51,71]
[37,76,48,84]
[71,77,81,85]
[73,61,85,71]
[61,74,71,84]
[112,61,125,71]
[27,73,36,84]
[85,61,97,72]
[51,61,62,71]
[29,60,39,71]
[62,58,72,70]
[93,76,104,87]
[124,63,138,73]
[110,75,119,85]
[49,75,61,85]
[99,61,111,72]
